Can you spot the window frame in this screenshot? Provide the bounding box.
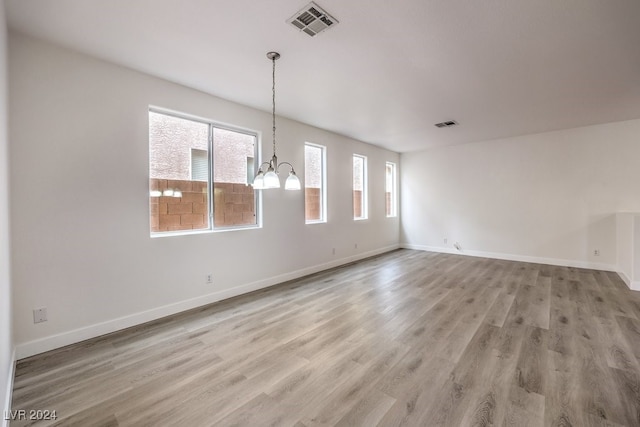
[352,153,368,221]
[149,107,260,237]
[385,161,398,218]
[210,125,260,231]
[304,142,327,225]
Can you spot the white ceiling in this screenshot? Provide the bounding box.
[6,0,640,152]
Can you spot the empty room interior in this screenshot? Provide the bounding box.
[2,0,640,426]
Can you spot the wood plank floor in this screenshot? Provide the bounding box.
[10,249,640,426]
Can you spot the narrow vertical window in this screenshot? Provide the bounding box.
[385,162,397,217]
[149,109,258,235]
[353,154,367,220]
[305,143,326,223]
[190,149,208,181]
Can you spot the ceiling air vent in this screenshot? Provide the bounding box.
[287,2,338,37]
[434,120,458,128]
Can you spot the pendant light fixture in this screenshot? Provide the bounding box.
[252,52,301,191]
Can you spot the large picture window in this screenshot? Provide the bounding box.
[304,143,326,223]
[353,154,367,220]
[149,109,257,235]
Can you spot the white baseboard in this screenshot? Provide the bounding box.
[15,244,400,360]
[618,270,632,288]
[402,244,618,272]
[619,270,640,291]
[2,348,16,427]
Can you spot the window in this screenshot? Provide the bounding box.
[353,154,367,220]
[385,162,397,217]
[190,149,208,181]
[305,143,326,223]
[149,110,257,234]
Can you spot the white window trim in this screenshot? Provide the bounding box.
[149,107,261,236]
[353,153,368,221]
[305,142,327,225]
[386,161,398,218]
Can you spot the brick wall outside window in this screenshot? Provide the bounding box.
[305,187,321,221]
[150,178,255,232]
[353,190,363,219]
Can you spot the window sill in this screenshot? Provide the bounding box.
[305,220,327,225]
[150,224,260,238]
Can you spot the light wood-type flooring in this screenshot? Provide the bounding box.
[11,249,640,426]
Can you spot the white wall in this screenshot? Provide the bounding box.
[401,119,640,271]
[9,33,400,358]
[0,0,14,421]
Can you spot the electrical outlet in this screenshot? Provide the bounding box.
[33,308,47,324]
[444,238,448,244]
[594,249,600,256]
[332,248,336,255]
[354,243,358,249]
[206,274,213,284]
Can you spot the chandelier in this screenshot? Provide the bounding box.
[252,52,301,190]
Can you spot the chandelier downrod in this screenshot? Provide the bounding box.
[268,51,279,157]
[251,52,301,191]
